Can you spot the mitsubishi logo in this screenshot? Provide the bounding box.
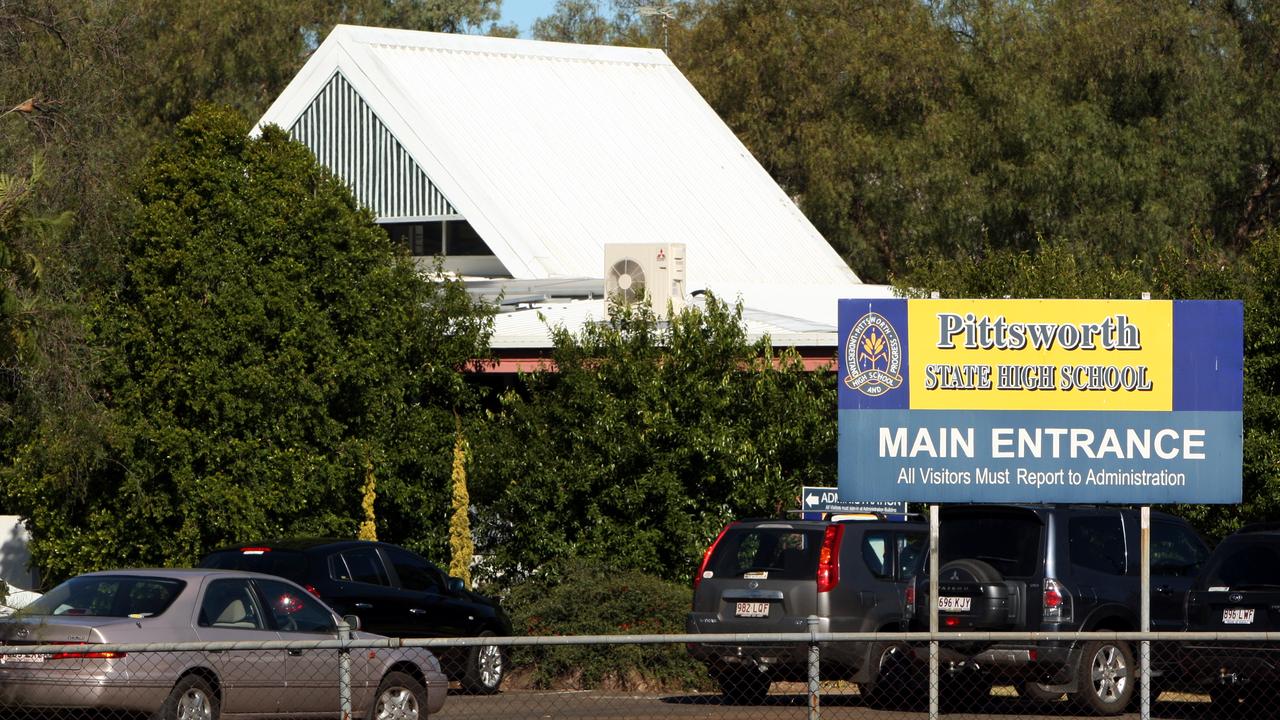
[948,571,960,581]
[15,627,28,639]
[748,581,759,590]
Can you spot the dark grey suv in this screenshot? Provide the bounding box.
[913,505,1208,715]
[685,516,926,704]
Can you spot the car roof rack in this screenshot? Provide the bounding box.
[782,509,924,522]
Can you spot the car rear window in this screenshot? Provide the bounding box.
[1203,539,1280,589]
[200,549,310,583]
[708,526,825,581]
[941,511,1042,578]
[20,576,184,618]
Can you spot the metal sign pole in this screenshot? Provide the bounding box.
[929,503,940,720]
[1140,505,1151,720]
[1139,292,1151,720]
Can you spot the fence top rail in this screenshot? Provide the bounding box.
[1,630,1277,655]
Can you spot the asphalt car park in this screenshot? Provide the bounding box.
[431,683,1222,719]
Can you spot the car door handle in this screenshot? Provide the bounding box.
[409,608,427,615]
[354,603,373,609]
[288,649,304,656]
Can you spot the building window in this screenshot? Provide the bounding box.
[384,220,489,257]
[384,222,443,256]
[444,220,488,256]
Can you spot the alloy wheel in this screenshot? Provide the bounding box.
[176,687,212,720]
[1089,644,1130,704]
[375,686,421,720]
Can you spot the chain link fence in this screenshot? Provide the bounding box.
[1,630,1277,719]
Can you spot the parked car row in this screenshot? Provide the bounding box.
[0,539,511,720]
[685,505,1280,715]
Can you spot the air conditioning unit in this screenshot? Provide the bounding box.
[603,243,686,318]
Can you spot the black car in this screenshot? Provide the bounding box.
[199,539,511,693]
[912,504,1208,715]
[686,515,927,705]
[1183,524,1280,711]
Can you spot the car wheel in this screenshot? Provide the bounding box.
[859,641,916,709]
[371,671,428,720]
[159,675,219,720]
[714,667,770,705]
[1071,640,1134,715]
[460,631,505,694]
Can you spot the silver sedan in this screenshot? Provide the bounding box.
[0,568,448,719]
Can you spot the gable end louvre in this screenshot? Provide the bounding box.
[289,71,456,221]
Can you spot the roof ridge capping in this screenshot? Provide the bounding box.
[332,24,673,66]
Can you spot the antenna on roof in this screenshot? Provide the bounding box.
[637,4,675,54]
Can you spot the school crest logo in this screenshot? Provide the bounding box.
[844,312,903,397]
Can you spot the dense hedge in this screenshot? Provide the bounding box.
[499,558,711,690]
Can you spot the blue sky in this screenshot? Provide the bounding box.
[498,0,562,37]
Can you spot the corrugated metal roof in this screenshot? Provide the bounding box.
[255,25,862,289]
[489,284,898,350]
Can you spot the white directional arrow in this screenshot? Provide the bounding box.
[805,493,819,507]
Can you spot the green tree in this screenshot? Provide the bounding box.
[4,106,492,579]
[469,296,834,584]
[532,0,613,44]
[531,0,674,48]
[681,1,1256,281]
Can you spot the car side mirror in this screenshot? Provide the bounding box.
[342,614,362,631]
[446,577,466,594]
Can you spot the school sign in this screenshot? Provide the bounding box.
[837,299,1243,504]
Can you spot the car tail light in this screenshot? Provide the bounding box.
[692,523,736,592]
[1043,577,1073,623]
[817,525,845,593]
[904,583,916,619]
[49,642,125,660]
[304,584,321,598]
[240,547,271,555]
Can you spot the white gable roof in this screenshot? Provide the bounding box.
[255,25,861,289]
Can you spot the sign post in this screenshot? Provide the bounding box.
[837,297,1243,720]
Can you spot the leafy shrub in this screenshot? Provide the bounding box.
[501,558,710,690]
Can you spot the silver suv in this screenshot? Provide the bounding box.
[685,516,926,704]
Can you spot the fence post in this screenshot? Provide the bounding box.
[807,614,821,720]
[338,620,352,720]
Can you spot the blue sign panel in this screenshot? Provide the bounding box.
[838,299,1243,504]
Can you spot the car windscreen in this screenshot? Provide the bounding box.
[1201,539,1280,589]
[940,511,1042,578]
[19,576,185,618]
[199,549,310,583]
[707,526,825,581]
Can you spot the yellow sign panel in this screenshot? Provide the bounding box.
[906,299,1173,411]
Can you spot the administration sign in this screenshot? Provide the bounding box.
[837,299,1242,504]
